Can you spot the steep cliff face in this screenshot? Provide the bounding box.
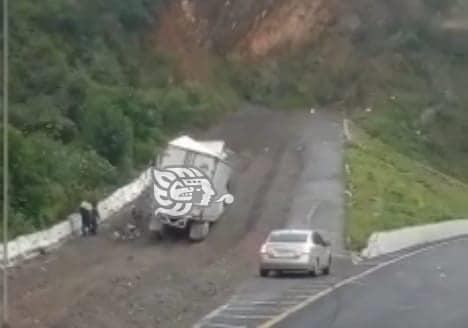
[237,0,334,58]
[154,0,335,62]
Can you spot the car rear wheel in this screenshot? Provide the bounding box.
[259,269,269,277]
[309,259,319,276]
[323,256,332,275]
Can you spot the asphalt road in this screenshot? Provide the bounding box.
[287,109,345,251]
[195,108,347,328]
[277,238,468,328]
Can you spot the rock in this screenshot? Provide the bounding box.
[420,107,438,126]
[344,190,353,198]
[296,144,305,152]
[345,164,351,175]
[341,13,361,33]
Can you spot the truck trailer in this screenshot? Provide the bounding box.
[149,136,233,241]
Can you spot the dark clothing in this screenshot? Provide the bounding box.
[80,206,91,236]
[90,207,99,235]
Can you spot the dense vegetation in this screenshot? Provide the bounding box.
[3,0,236,237]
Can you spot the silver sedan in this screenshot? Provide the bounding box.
[259,229,332,277]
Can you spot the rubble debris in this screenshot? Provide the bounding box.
[113,219,142,242]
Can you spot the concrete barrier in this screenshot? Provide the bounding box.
[0,169,151,266]
[361,219,468,258]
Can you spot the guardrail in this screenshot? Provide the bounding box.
[0,169,151,266]
[362,219,468,258]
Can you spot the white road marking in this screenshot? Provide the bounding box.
[224,306,282,312]
[283,293,314,298]
[332,252,351,259]
[202,323,247,328]
[193,305,230,328]
[258,238,468,328]
[306,202,320,226]
[217,314,274,320]
[229,301,298,306]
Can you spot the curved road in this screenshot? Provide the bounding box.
[195,108,347,328]
[277,238,468,328]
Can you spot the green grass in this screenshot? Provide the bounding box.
[345,125,468,251]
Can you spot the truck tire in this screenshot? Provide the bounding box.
[151,225,167,241]
[226,173,237,195]
[149,216,166,241]
[189,221,210,241]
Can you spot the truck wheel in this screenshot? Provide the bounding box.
[151,226,166,241]
[259,269,269,277]
[227,178,236,195]
[189,222,210,241]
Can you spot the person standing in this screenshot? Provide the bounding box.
[90,201,100,235]
[79,201,92,236]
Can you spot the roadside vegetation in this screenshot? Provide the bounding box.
[345,126,468,250]
[3,0,238,238]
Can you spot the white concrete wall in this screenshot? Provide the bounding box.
[0,169,152,266]
[362,219,468,258]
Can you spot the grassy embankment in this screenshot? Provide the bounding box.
[345,123,468,250]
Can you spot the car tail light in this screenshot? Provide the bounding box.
[301,245,313,255]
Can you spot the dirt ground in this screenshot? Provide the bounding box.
[5,105,322,328]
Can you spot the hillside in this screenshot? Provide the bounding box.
[226,0,468,244]
[4,0,238,237]
[3,0,468,238]
[233,0,468,180]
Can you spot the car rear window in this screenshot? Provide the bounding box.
[269,232,308,243]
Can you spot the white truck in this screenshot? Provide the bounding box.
[149,136,233,241]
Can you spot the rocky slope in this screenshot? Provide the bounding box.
[154,0,335,61]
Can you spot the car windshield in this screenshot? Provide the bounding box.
[269,232,309,243]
